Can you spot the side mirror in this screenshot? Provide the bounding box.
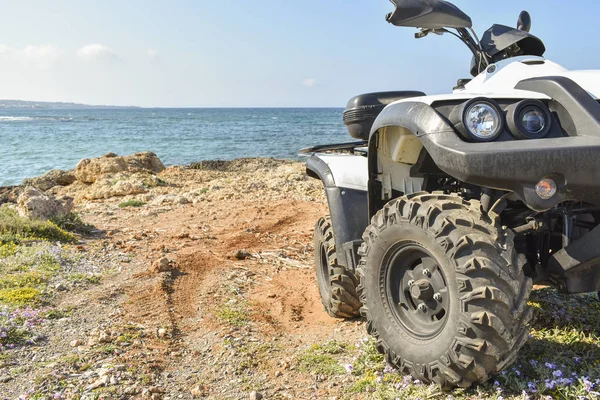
[517,11,532,32]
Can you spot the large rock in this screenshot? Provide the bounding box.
[23,169,77,191]
[78,173,162,200]
[17,187,74,220]
[75,152,165,184]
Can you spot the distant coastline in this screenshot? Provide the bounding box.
[0,99,139,110]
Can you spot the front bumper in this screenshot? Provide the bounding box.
[423,133,600,211]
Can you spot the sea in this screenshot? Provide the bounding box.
[0,108,349,187]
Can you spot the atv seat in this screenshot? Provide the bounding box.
[343,91,425,140]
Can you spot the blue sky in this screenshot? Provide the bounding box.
[0,0,597,107]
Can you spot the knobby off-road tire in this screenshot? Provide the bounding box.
[314,217,361,318]
[357,192,533,389]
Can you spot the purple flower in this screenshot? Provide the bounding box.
[494,381,501,386]
[528,382,537,393]
[553,370,563,378]
[545,379,556,389]
[545,362,556,370]
[343,364,353,374]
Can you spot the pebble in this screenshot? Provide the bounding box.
[249,391,263,400]
[157,328,168,338]
[70,339,83,347]
[190,386,203,398]
[0,375,13,383]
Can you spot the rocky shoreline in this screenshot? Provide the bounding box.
[1,152,600,400]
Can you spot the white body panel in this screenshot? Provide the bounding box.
[316,154,368,191]
[390,56,600,106]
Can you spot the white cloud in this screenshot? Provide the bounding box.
[0,44,11,55]
[20,45,62,69]
[145,48,159,60]
[77,43,118,63]
[302,78,317,88]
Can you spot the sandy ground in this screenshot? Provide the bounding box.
[1,159,368,399]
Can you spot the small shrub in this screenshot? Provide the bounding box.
[118,200,146,208]
[0,308,45,349]
[0,287,42,306]
[50,212,94,234]
[0,207,75,243]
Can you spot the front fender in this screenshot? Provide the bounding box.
[306,154,369,270]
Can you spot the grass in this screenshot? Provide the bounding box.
[297,340,349,376]
[216,298,250,327]
[118,199,146,208]
[0,207,75,244]
[68,272,101,285]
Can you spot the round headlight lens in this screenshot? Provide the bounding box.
[465,103,501,139]
[521,107,546,134]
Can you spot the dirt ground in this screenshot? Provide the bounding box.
[1,159,368,399]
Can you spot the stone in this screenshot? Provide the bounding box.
[55,283,68,291]
[98,331,112,343]
[74,152,165,184]
[70,339,83,347]
[0,375,13,383]
[23,169,76,191]
[157,328,168,338]
[249,391,263,400]
[16,187,74,220]
[190,386,203,398]
[232,249,251,260]
[150,257,171,273]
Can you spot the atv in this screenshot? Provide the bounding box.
[302,0,600,389]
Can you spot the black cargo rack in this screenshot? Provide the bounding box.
[299,141,367,155]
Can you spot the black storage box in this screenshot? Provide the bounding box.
[343,91,425,140]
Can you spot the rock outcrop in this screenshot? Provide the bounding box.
[75,152,165,184]
[17,187,74,220]
[23,169,77,191]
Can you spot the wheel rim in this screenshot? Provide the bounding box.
[384,243,450,339]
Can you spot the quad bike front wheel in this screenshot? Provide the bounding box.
[314,217,361,318]
[357,192,533,388]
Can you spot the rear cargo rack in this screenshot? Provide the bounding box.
[299,141,367,155]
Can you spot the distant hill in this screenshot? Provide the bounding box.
[0,100,139,109]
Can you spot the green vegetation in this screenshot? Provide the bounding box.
[68,273,101,285]
[0,287,42,307]
[216,299,250,327]
[297,340,349,376]
[199,188,209,194]
[50,212,94,234]
[0,207,75,244]
[118,199,146,208]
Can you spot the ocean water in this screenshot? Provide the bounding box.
[0,108,350,186]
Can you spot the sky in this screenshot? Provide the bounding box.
[0,0,598,108]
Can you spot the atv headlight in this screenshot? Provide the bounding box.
[450,98,504,142]
[506,99,552,139]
